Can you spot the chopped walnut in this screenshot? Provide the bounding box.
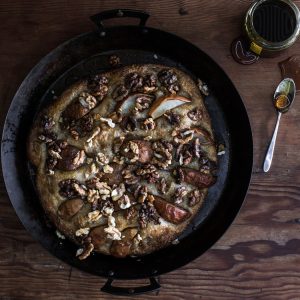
[136,164,160,183]
[88,74,108,99]
[147,194,155,204]
[164,111,181,125]
[70,129,80,140]
[112,84,130,102]
[173,168,185,184]
[103,164,114,173]
[187,107,203,121]
[125,141,140,163]
[174,186,188,204]
[143,74,157,92]
[111,183,126,201]
[59,179,87,199]
[79,209,102,226]
[118,194,131,209]
[98,200,114,216]
[38,131,57,144]
[177,144,193,166]
[104,215,121,240]
[158,69,180,94]
[99,117,115,128]
[69,149,86,169]
[122,166,139,185]
[108,215,116,227]
[134,185,148,203]
[197,79,209,96]
[134,95,154,112]
[112,155,125,165]
[157,177,170,194]
[85,177,100,189]
[75,227,90,237]
[87,189,100,203]
[193,138,201,158]
[138,201,160,228]
[151,141,173,169]
[125,206,137,220]
[87,179,111,200]
[142,117,156,131]
[173,128,194,145]
[124,72,144,92]
[188,189,204,207]
[87,210,102,222]
[95,152,109,165]
[105,226,122,240]
[77,242,94,260]
[95,181,112,198]
[78,92,97,110]
[109,55,121,67]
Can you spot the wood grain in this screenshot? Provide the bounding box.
[1,0,300,299]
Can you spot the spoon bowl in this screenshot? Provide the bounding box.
[273,78,296,113]
[263,78,296,172]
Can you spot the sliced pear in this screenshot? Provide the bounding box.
[58,198,84,220]
[89,225,107,251]
[148,95,191,119]
[115,93,154,115]
[110,227,138,257]
[153,195,191,224]
[56,145,86,171]
[178,167,216,188]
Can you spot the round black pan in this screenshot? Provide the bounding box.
[1,9,253,296]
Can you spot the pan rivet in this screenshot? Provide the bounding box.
[142,28,148,34]
[100,31,106,37]
[108,270,114,276]
[128,288,135,294]
[192,225,197,231]
[152,269,158,274]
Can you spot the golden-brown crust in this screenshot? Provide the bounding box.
[28,64,217,258]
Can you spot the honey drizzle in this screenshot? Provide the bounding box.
[275,94,290,110]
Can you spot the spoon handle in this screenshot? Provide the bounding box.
[263,112,282,172]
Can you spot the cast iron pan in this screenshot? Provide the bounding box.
[1,9,253,296]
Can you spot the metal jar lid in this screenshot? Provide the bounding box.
[244,0,300,55]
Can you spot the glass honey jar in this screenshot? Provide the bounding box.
[244,0,300,57]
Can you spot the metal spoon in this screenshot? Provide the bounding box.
[263,78,296,172]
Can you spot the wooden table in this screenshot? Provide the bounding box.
[1,1,300,299]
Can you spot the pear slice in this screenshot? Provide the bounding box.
[148,95,191,119]
[153,195,191,224]
[115,93,154,115]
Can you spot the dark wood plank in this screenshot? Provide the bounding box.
[1,0,300,299]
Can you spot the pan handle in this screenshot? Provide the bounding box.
[90,9,150,30]
[101,277,160,296]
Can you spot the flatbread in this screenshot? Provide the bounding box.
[27,64,217,259]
